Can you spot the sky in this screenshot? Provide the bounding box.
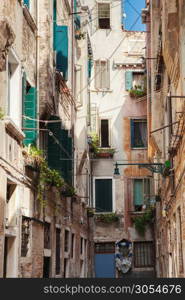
[123,0,146,31]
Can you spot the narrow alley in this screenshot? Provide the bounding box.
[0,0,184,279]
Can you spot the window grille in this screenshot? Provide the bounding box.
[134,241,154,267]
[131,119,147,148]
[95,242,115,254]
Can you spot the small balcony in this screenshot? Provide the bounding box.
[88,133,116,159]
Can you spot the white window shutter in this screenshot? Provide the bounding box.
[106,59,110,89]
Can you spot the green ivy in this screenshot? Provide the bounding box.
[96,213,119,223]
[23,146,76,207]
[89,132,100,154]
[132,209,154,236]
[38,162,65,207]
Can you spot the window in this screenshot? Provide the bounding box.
[7,51,21,128]
[133,178,150,211]
[131,119,147,148]
[100,119,109,147]
[134,241,154,267]
[71,233,75,259]
[125,71,145,91]
[63,258,69,278]
[80,237,84,255]
[95,60,110,89]
[95,178,112,212]
[55,228,61,275]
[98,3,110,29]
[44,223,51,249]
[80,259,84,277]
[64,230,70,252]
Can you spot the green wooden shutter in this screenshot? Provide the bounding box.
[24,0,30,9]
[95,179,112,212]
[54,25,68,80]
[88,59,93,78]
[125,71,133,90]
[47,117,62,173]
[60,129,68,182]
[22,81,37,146]
[133,179,143,206]
[48,120,73,183]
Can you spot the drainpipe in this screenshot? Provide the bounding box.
[36,0,40,148]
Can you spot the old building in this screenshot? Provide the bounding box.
[85,0,155,277]
[0,0,93,278]
[143,0,185,277]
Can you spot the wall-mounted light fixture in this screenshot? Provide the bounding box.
[113,162,166,176]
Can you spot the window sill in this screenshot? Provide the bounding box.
[91,89,113,93]
[131,147,148,150]
[129,211,145,215]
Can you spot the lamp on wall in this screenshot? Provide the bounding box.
[113,162,165,176]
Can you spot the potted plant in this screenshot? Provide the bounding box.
[75,30,86,40]
[129,85,147,99]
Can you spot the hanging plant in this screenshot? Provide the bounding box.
[132,209,154,236]
[38,162,66,207]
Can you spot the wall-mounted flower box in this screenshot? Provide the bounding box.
[96,148,116,159]
[96,152,113,158]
